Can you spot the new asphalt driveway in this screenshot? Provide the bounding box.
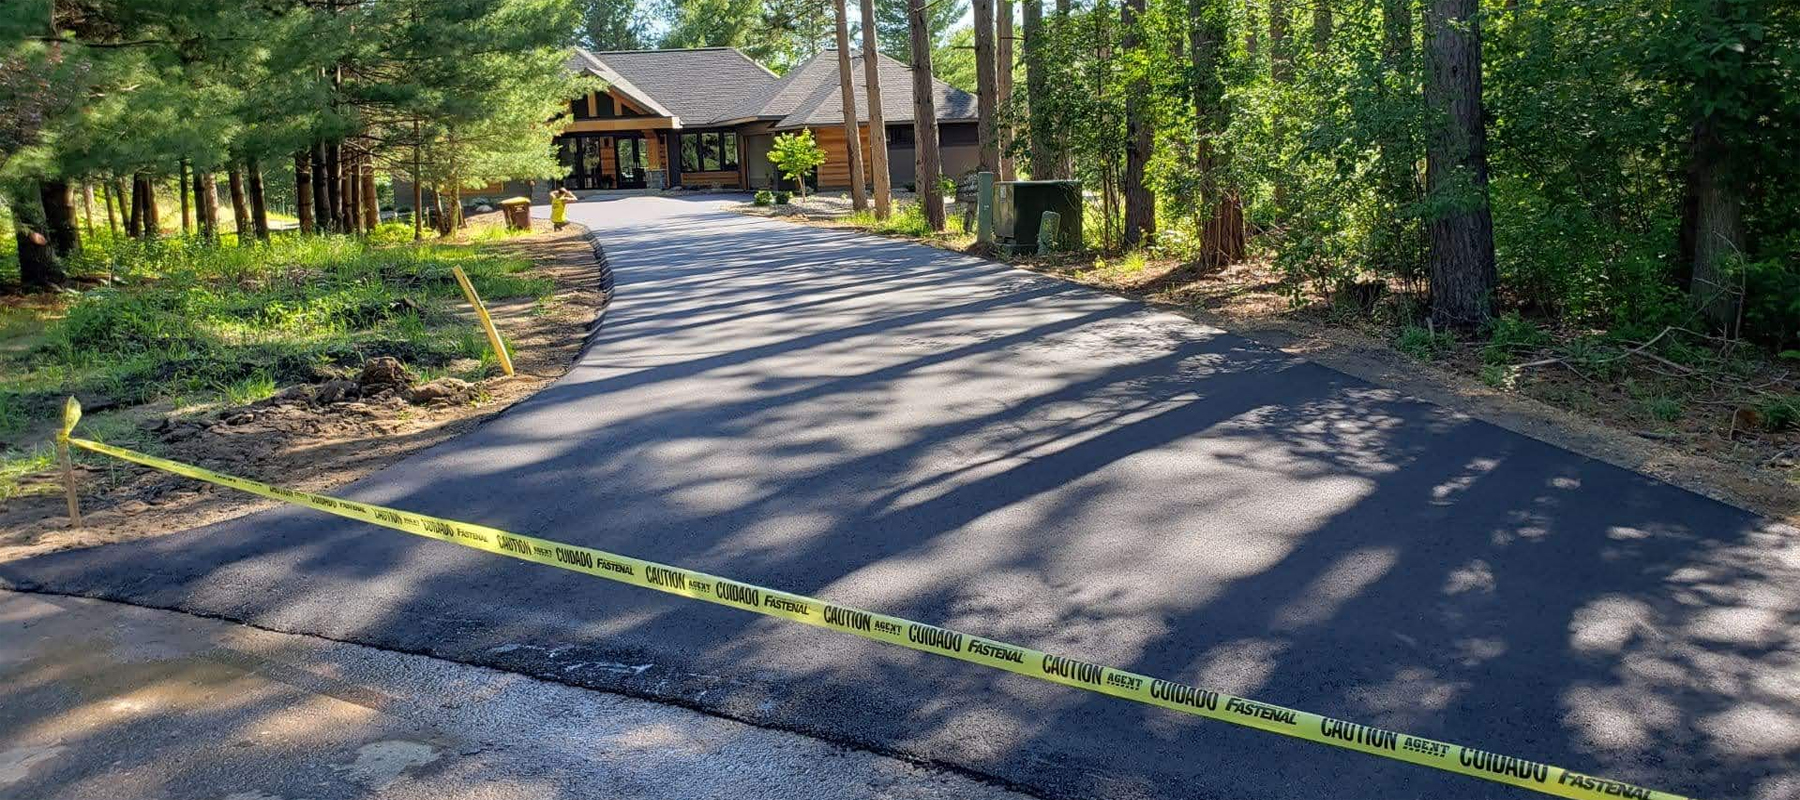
[6,197,1795,800]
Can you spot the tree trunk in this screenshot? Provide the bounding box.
[11,185,65,289]
[361,155,379,231]
[1312,0,1332,56]
[1244,0,1259,56]
[997,0,1017,180]
[102,182,118,235]
[1269,0,1291,82]
[1194,0,1244,267]
[344,149,360,234]
[412,130,424,241]
[1424,0,1497,328]
[1121,0,1153,247]
[326,141,344,233]
[179,159,192,234]
[247,158,270,241]
[1023,0,1053,178]
[1376,0,1422,284]
[832,0,869,211]
[193,170,215,242]
[119,178,137,237]
[295,151,315,235]
[139,174,160,238]
[310,142,330,233]
[81,182,95,238]
[859,0,894,218]
[1680,117,1746,333]
[909,0,947,230]
[38,179,80,258]
[228,167,251,241]
[973,0,1001,173]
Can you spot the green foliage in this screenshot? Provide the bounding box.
[768,129,827,200]
[1396,325,1456,361]
[753,189,775,207]
[1760,396,1800,431]
[1481,313,1551,364]
[774,190,792,205]
[843,201,967,238]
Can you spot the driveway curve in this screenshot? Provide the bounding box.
[5,196,1794,800]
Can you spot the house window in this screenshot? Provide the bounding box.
[595,93,616,118]
[679,131,740,173]
[570,95,592,120]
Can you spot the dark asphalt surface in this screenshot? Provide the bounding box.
[7,197,1795,800]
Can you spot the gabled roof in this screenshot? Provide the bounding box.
[757,49,978,130]
[572,47,779,126]
[568,47,977,130]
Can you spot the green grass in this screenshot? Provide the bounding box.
[0,226,552,498]
[1396,325,1457,361]
[841,201,969,239]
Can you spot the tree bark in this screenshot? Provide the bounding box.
[973,0,1001,173]
[247,158,270,241]
[227,166,251,241]
[11,186,64,289]
[192,170,211,241]
[1244,0,1259,56]
[1269,0,1291,82]
[1680,117,1746,333]
[1312,0,1332,56]
[179,159,192,234]
[832,0,869,211]
[200,170,222,242]
[310,142,330,233]
[1121,0,1153,247]
[908,0,946,230]
[361,156,378,232]
[997,0,1017,180]
[1194,0,1244,267]
[344,149,361,234]
[295,151,315,235]
[102,182,118,235]
[412,129,424,241]
[118,178,137,238]
[859,0,894,218]
[139,174,160,238]
[1424,0,1497,328]
[327,142,345,233]
[81,182,95,238]
[1023,0,1053,178]
[38,179,80,258]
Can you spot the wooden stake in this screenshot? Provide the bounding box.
[451,266,515,377]
[58,397,82,526]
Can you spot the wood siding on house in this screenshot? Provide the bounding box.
[814,124,875,189]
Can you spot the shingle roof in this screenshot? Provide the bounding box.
[572,47,779,125]
[568,47,976,129]
[763,49,978,130]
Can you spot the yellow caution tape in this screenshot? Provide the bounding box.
[62,404,1693,800]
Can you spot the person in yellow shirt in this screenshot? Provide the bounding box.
[550,186,577,230]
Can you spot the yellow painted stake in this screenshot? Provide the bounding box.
[450,266,515,377]
[58,397,82,526]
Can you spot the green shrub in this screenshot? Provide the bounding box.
[1761,396,1800,431]
[753,190,775,207]
[773,190,792,205]
[1396,325,1456,360]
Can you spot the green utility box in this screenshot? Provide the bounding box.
[993,180,1081,254]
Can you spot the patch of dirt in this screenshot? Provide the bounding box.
[1006,252,1800,527]
[0,225,606,562]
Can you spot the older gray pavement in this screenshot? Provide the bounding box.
[0,590,1034,800]
[3,196,1796,800]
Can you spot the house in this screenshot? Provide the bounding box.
[554,46,980,193]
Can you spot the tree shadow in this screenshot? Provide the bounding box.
[3,196,1794,800]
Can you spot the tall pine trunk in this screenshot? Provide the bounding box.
[1194,0,1244,267]
[11,186,64,289]
[1377,0,1422,285]
[194,169,219,242]
[908,0,947,230]
[247,158,270,241]
[228,167,251,242]
[1424,0,1497,328]
[326,142,344,233]
[973,0,1001,173]
[361,157,378,232]
[102,182,118,235]
[179,159,192,234]
[1121,0,1154,247]
[997,0,1017,180]
[1680,117,1746,333]
[1023,0,1053,178]
[310,143,330,232]
[831,0,869,211]
[859,0,894,218]
[412,128,424,241]
[38,179,80,258]
[295,151,315,235]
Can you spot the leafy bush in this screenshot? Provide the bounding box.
[1761,396,1800,431]
[753,190,775,207]
[1396,325,1456,361]
[773,191,792,205]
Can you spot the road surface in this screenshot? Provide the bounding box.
[5,197,1795,800]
